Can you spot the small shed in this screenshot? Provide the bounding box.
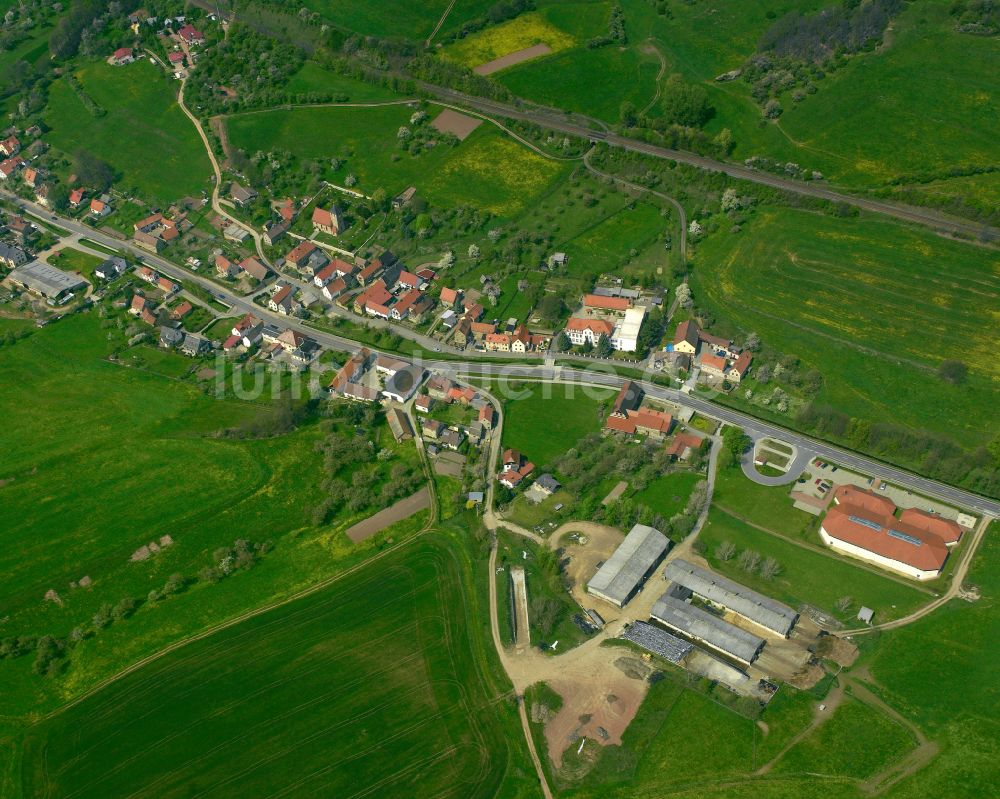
[857,606,874,625]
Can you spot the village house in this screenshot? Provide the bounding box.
[484,332,511,352]
[726,351,754,384]
[422,418,445,440]
[328,348,372,394]
[583,293,631,314]
[170,301,192,320]
[321,277,347,301]
[0,242,28,268]
[94,256,128,281]
[89,198,112,218]
[268,284,298,315]
[440,428,465,451]
[426,375,454,400]
[157,276,179,296]
[498,449,535,489]
[0,136,20,157]
[439,287,461,309]
[415,394,433,414]
[666,432,704,461]
[215,254,240,278]
[699,352,728,379]
[262,220,288,246]
[386,408,414,442]
[177,24,205,44]
[129,294,149,316]
[606,407,674,440]
[21,167,41,188]
[0,156,25,180]
[478,403,494,429]
[390,288,423,321]
[68,188,85,208]
[285,241,319,272]
[240,257,270,282]
[230,183,257,207]
[111,46,134,65]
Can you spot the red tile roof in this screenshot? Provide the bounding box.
[566,317,614,336]
[440,287,459,304]
[584,294,630,311]
[832,485,896,517]
[113,46,132,60]
[312,206,338,230]
[286,241,316,264]
[666,432,703,457]
[397,270,421,288]
[729,351,753,377]
[898,508,962,545]
[822,504,949,572]
[700,353,727,372]
[673,319,699,348]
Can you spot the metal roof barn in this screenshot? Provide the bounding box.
[651,593,765,666]
[664,559,798,636]
[9,261,87,300]
[587,524,669,607]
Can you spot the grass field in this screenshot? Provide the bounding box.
[698,504,928,622]
[773,695,915,779]
[557,200,668,282]
[689,208,1000,448]
[498,382,615,466]
[46,248,103,283]
[17,533,535,798]
[299,0,450,39]
[44,60,210,203]
[442,10,577,68]
[226,107,568,218]
[604,0,999,197]
[711,466,817,540]
[0,314,425,717]
[632,471,702,518]
[284,61,401,101]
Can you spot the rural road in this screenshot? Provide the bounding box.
[7,191,999,522]
[418,84,1000,243]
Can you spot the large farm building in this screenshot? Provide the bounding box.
[587,524,670,607]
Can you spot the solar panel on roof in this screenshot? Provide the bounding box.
[888,529,922,546]
[849,515,883,532]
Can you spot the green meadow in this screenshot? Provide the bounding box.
[689,208,1000,448]
[299,0,451,39]
[631,471,702,518]
[634,0,996,193]
[697,505,928,622]
[226,106,569,217]
[44,60,210,202]
[284,61,401,101]
[498,382,615,466]
[16,533,536,798]
[0,315,423,717]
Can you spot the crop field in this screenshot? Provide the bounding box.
[697,507,929,622]
[44,60,210,203]
[690,209,1000,447]
[299,0,450,39]
[18,534,531,798]
[226,107,568,218]
[441,10,577,69]
[498,382,615,467]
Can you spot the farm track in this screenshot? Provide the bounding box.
[583,146,687,260]
[425,0,457,47]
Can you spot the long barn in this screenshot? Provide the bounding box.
[587,524,669,608]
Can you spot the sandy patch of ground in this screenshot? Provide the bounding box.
[432,450,465,478]
[474,43,551,75]
[431,108,483,140]
[601,480,628,506]
[343,486,430,542]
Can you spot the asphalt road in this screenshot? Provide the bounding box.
[7,194,999,517]
[421,85,1000,242]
